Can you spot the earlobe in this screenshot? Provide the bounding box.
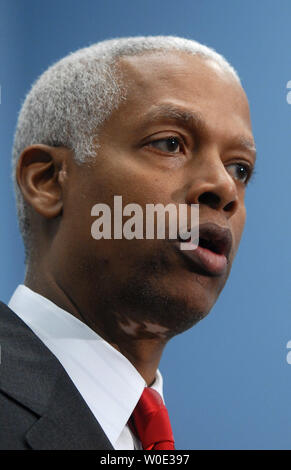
[16,144,66,219]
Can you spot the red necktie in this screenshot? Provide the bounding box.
[129,387,175,450]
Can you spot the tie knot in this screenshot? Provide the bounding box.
[138,387,164,413]
[129,387,175,450]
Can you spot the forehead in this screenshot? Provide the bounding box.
[114,51,253,140]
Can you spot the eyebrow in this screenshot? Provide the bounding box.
[140,104,206,134]
[139,104,257,161]
[230,136,257,162]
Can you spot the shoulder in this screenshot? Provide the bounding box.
[0,301,113,450]
[0,300,63,432]
[0,300,60,378]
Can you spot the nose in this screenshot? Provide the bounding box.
[186,158,239,218]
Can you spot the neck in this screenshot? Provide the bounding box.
[24,268,167,386]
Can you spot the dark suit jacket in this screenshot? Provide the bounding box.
[0,301,114,450]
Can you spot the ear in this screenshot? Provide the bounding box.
[16,144,70,219]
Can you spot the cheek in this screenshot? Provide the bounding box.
[232,205,246,250]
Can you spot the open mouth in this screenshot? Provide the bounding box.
[180,223,232,257]
[176,222,233,276]
[199,237,220,253]
[198,231,231,258]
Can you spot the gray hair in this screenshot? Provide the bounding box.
[11,35,240,262]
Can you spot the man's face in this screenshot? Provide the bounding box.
[54,51,256,340]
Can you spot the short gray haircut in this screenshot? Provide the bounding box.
[12,35,240,262]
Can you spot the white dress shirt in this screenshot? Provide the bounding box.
[8,284,164,450]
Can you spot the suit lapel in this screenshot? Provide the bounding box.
[0,301,113,450]
[25,368,113,450]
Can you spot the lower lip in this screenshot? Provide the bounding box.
[175,243,228,276]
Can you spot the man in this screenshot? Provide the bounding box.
[0,36,256,449]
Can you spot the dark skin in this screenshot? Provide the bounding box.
[17,52,256,386]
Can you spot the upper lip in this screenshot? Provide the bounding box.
[179,222,233,260]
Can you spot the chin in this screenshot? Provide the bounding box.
[160,285,219,335]
[116,271,221,338]
[108,245,228,337]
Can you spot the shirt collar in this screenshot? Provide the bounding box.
[8,284,164,448]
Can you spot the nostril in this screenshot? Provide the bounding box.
[224,200,236,212]
[198,192,221,209]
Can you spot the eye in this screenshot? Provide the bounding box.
[226,163,252,184]
[147,136,183,154]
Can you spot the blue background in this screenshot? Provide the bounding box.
[1,0,290,449]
